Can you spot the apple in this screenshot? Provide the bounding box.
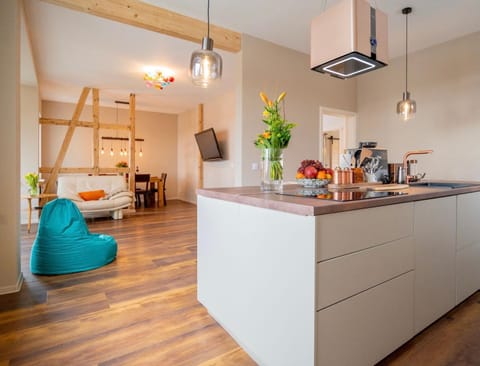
[304,166,318,179]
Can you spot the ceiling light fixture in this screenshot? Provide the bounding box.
[144,70,175,90]
[396,7,416,121]
[190,0,222,87]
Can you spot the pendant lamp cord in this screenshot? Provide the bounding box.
[405,10,408,93]
[207,0,210,39]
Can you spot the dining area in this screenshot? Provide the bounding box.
[134,173,168,208]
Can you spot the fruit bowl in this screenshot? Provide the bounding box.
[296,178,330,188]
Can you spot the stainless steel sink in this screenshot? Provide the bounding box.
[409,181,478,189]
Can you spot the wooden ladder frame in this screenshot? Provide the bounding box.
[40,87,137,195]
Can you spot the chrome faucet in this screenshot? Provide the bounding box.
[402,150,433,183]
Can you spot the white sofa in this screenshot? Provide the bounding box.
[57,175,133,219]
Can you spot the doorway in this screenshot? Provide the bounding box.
[319,107,357,169]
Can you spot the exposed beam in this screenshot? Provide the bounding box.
[92,88,100,175]
[40,167,130,174]
[128,93,136,196]
[40,118,130,130]
[40,0,242,53]
[197,104,204,189]
[44,87,91,193]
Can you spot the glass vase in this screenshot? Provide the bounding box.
[29,186,38,196]
[261,148,284,192]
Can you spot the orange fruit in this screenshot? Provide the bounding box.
[316,170,327,179]
[296,172,305,179]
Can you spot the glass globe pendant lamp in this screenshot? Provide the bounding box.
[396,7,416,121]
[190,0,222,87]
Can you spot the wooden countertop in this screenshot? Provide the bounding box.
[197,181,480,216]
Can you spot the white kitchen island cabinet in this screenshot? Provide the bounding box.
[413,196,456,333]
[197,184,480,366]
[456,192,480,304]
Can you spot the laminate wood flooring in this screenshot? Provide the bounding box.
[1,200,480,365]
[0,201,256,366]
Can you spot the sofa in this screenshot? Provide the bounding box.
[57,175,133,219]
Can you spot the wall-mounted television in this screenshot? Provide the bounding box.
[194,128,223,161]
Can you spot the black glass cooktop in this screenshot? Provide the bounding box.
[278,188,407,202]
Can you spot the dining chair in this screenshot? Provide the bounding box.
[135,174,150,208]
[160,173,167,206]
[149,173,167,206]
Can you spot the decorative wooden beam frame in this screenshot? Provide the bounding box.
[197,104,204,189]
[101,137,144,142]
[41,88,137,201]
[39,0,241,53]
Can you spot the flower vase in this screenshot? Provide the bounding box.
[261,148,284,191]
[29,186,38,196]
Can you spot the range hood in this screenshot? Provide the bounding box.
[310,0,388,79]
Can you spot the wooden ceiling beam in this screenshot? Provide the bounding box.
[39,0,241,53]
[40,118,130,130]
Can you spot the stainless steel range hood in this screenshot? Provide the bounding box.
[310,0,388,79]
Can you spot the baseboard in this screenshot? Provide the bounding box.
[0,272,24,295]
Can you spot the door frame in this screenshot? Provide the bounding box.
[319,107,357,166]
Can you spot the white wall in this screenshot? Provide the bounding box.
[357,31,480,180]
[240,35,357,186]
[41,100,178,197]
[0,0,22,294]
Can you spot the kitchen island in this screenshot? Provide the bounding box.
[197,183,480,366]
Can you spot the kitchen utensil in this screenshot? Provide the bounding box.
[397,166,406,184]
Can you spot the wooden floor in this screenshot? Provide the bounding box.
[0,200,479,365]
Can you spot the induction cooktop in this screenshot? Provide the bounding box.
[278,188,407,202]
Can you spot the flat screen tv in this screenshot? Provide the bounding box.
[194,128,223,161]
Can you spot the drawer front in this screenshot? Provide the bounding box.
[316,202,414,261]
[316,236,414,310]
[316,272,414,366]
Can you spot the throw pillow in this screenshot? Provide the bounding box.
[78,189,105,201]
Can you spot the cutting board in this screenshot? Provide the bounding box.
[328,182,382,190]
[368,184,409,191]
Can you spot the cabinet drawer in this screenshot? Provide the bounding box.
[316,272,414,366]
[316,202,413,261]
[316,236,414,310]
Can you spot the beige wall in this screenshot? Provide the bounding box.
[203,90,238,189]
[357,31,480,180]
[20,85,39,224]
[240,35,357,185]
[41,100,178,198]
[0,0,22,294]
[176,90,238,203]
[177,108,198,203]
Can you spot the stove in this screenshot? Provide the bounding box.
[278,188,407,202]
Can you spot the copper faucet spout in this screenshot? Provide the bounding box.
[402,149,433,183]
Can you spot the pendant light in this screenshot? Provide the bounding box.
[190,0,222,88]
[396,7,416,121]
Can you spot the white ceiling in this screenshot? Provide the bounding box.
[22,0,480,114]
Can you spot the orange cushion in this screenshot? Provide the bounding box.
[78,190,105,201]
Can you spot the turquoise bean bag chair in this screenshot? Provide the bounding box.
[30,198,117,275]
